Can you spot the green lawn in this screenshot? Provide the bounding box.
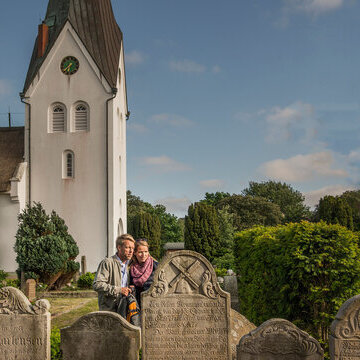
[47,297,99,329]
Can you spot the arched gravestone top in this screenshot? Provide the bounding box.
[329,294,360,359]
[0,286,51,360]
[61,311,141,360]
[142,250,232,360]
[237,318,323,360]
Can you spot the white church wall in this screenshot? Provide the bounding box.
[0,194,19,271]
[24,23,123,271]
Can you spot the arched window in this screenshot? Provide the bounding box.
[51,103,66,132]
[63,150,74,179]
[74,102,89,131]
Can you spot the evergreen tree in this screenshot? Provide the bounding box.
[128,212,162,259]
[184,202,220,261]
[315,195,354,230]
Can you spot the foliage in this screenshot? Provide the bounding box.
[242,181,311,223]
[340,190,360,231]
[315,195,354,230]
[128,212,162,259]
[50,327,62,360]
[214,267,228,277]
[14,202,80,288]
[184,202,221,261]
[127,191,183,257]
[0,270,8,284]
[234,221,360,349]
[217,195,283,231]
[77,272,95,289]
[201,192,231,207]
[4,278,20,288]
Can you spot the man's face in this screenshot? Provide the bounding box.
[117,240,134,262]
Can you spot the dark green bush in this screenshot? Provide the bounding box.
[77,272,95,289]
[14,202,79,289]
[234,221,360,351]
[50,327,62,360]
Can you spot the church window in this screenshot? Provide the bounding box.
[51,103,66,132]
[63,150,74,179]
[74,102,89,131]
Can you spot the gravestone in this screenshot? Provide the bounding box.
[142,250,231,360]
[25,279,36,301]
[329,294,360,359]
[81,255,87,275]
[230,309,256,360]
[223,275,239,312]
[0,286,51,360]
[237,318,323,360]
[61,311,141,360]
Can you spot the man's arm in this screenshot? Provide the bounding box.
[92,259,122,297]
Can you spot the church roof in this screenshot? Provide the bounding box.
[23,0,122,94]
[0,127,25,193]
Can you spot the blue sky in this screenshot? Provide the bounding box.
[1,0,360,216]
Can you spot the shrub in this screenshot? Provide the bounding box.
[14,202,80,289]
[50,327,62,360]
[77,272,95,289]
[234,221,360,351]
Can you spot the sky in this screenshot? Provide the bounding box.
[1,0,360,217]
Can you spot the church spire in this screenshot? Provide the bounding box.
[23,0,122,94]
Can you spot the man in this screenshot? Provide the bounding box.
[93,233,135,311]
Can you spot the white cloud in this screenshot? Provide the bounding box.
[156,196,192,216]
[169,59,206,73]
[259,151,348,182]
[199,179,225,189]
[140,155,190,172]
[149,113,194,127]
[283,0,344,15]
[0,80,11,96]
[212,65,222,74]
[125,50,145,66]
[127,123,148,133]
[348,149,360,164]
[264,101,315,143]
[305,184,357,208]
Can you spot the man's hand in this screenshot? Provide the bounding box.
[121,287,131,296]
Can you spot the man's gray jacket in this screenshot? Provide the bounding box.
[93,254,130,311]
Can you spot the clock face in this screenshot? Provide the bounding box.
[60,56,79,75]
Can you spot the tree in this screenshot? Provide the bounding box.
[14,202,80,289]
[128,212,161,259]
[217,195,283,231]
[184,202,221,261]
[340,190,360,231]
[242,181,310,223]
[201,192,231,207]
[315,195,353,230]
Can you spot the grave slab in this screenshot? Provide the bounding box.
[0,286,51,360]
[142,250,232,360]
[237,318,323,360]
[330,294,360,359]
[61,311,141,360]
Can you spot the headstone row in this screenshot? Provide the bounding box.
[1,251,360,360]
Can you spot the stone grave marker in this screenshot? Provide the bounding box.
[142,250,232,360]
[223,275,239,312]
[0,286,51,360]
[25,279,36,301]
[230,309,256,360]
[237,318,323,360]
[61,311,141,360]
[81,255,87,275]
[329,294,360,359]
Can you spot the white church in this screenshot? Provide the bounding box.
[0,0,128,272]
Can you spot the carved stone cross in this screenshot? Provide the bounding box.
[169,258,201,290]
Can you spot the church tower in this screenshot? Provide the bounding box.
[21,0,128,270]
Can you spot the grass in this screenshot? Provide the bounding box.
[46,297,98,329]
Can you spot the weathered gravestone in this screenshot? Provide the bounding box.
[223,275,240,312]
[25,279,36,302]
[237,318,323,360]
[230,309,256,360]
[330,294,360,359]
[0,286,51,360]
[142,250,232,360]
[61,311,141,360]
